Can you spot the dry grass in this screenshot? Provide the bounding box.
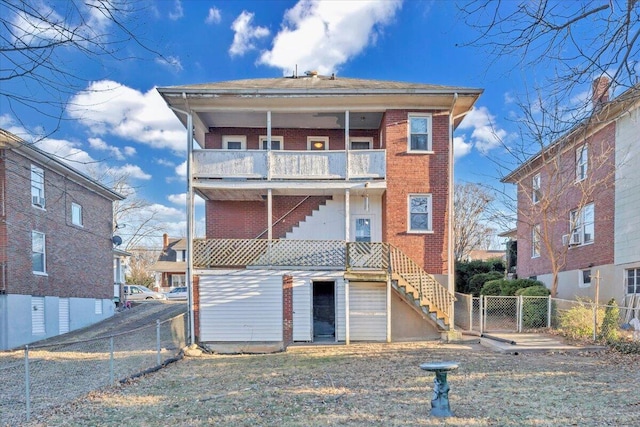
[24,341,640,427]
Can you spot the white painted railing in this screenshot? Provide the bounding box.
[193,149,385,179]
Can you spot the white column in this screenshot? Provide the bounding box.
[267,111,272,181]
[345,279,350,345]
[345,110,350,180]
[186,110,195,346]
[267,188,273,241]
[387,277,392,343]
[345,188,350,242]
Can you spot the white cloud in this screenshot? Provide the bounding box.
[205,7,221,24]
[169,0,184,20]
[155,55,183,72]
[108,164,152,180]
[175,160,187,178]
[504,92,515,104]
[168,193,205,206]
[259,0,402,75]
[453,136,473,160]
[36,137,98,173]
[458,106,508,155]
[123,146,137,156]
[67,80,186,152]
[229,11,270,57]
[88,137,129,160]
[155,158,176,167]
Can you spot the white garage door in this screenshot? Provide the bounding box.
[349,282,386,341]
[199,274,283,342]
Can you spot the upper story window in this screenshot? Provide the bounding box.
[532,224,541,258]
[32,231,46,274]
[576,144,588,181]
[31,165,45,208]
[307,136,329,151]
[408,194,432,233]
[222,135,246,150]
[569,202,594,245]
[408,113,432,152]
[71,202,83,226]
[260,135,283,150]
[349,137,373,150]
[627,268,640,295]
[532,173,541,204]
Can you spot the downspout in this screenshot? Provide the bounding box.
[168,98,196,346]
[449,93,458,327]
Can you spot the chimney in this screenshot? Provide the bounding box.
[592,76,610,109]
[163,233,169,249]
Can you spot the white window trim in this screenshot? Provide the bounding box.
[531,225,541,258]
[349,137,373,150]
[569,203,595,247]
[407,113,433,153]
[259,135,284,150]
[32,231,47,275]
[31,164,45,209]
[627,268,640,295]
[222,135,247,150]
[576,144,588,182]
[307,136,329,151]
[532,173,541,204]
[579,269,592,288]
[407,193,433,233]
[354,216,373,242]
[71,202,83,227]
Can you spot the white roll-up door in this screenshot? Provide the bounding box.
[59,298,69,334]
[32,297,45,335]
[199,274,283,342]
[349,282,386,341]
[292,278,312,341]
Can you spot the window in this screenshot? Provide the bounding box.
[172,274,186,287]
[532,224,541,258]
[222,135,246,150]
[532,173,541,204]
[576,145,588,181]
[408,194,432,232]
[260,135,283,150]
[408,113,432,152]
[627,268,640,294]
[307,136,328,150]
[71,202,82,226]
[349,137,373,150]
[570,203,594,245]
[355,218,371,242]
[580,269,592,288]
[32,231,46,274]
[31,165,45,208]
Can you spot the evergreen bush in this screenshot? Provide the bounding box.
[468,271,504,296]
[598,298,620,343]
[516,285,551,328]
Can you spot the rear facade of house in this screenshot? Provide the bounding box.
[158,75,482,352]
[0,130,122,350]
[503,81,640,306]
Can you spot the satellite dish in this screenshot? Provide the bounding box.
[112,235,123,247]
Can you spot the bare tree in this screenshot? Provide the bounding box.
[453,182,497,261]
[1,0,164,135]
[126,247,159,288]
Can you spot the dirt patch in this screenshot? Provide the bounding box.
[24,341,640,426]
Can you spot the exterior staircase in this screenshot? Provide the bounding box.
[285,197,343,240]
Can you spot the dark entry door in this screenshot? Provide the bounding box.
[313,281,335,340]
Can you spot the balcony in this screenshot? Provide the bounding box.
[193,149,386,180]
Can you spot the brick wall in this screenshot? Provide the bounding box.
[282,274,293,347]
[515,122,616,278]
[206,196,331,239]
[2,149,115,298]
[382,110,450,275]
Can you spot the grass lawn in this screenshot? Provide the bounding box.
[26,341,640,426]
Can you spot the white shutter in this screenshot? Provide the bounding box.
[349,283,386,341]
[59,298,70,334]
[32,297,45,335]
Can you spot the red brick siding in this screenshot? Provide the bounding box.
[2,149,115,298]
[206,196,331,239]
[205,128,379,150]
[515,123,616,278]
[382,110,450,274]
[282,275,293,347]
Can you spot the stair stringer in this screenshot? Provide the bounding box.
[391,273,449,331]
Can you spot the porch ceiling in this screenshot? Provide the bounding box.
[196,111,384,130]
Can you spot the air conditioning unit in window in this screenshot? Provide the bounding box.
[562,234,570,246]
[570,232,582,245]
[32,195,45,207]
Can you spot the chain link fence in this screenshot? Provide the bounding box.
[0,313,186,425]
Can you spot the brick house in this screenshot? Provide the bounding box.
[150,233,187,292]
[158,75,482,351]
[502,80,640,305]
[0,129,123,350]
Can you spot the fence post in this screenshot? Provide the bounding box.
[468,296,473,332]
[480,296,484,334]
[24,345,30,421]
[547,297,552,328]
[517,295,523,333]
[156,319,161,366]
[109,337,114,385]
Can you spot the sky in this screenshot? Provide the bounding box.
[0,0,595,247]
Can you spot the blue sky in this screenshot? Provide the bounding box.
[0,0,557,246]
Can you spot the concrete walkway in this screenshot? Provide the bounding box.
[476,332,606,354]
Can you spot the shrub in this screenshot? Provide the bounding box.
[468,271,504,296]
[598,298,620,343]
[501,279,544,296]
[480,279,503,296]
[610,340,640,354]
[557,299,603,341]
[455,259,505,294]
[517,286,551,329]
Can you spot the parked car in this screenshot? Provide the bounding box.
[123,285,167,301]
[165,286,188,300]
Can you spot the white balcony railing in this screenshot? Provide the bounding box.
[193,149,385,180]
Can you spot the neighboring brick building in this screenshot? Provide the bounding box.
[158,75,482,351]
[502,80,640,304]
[0,129,123,350]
